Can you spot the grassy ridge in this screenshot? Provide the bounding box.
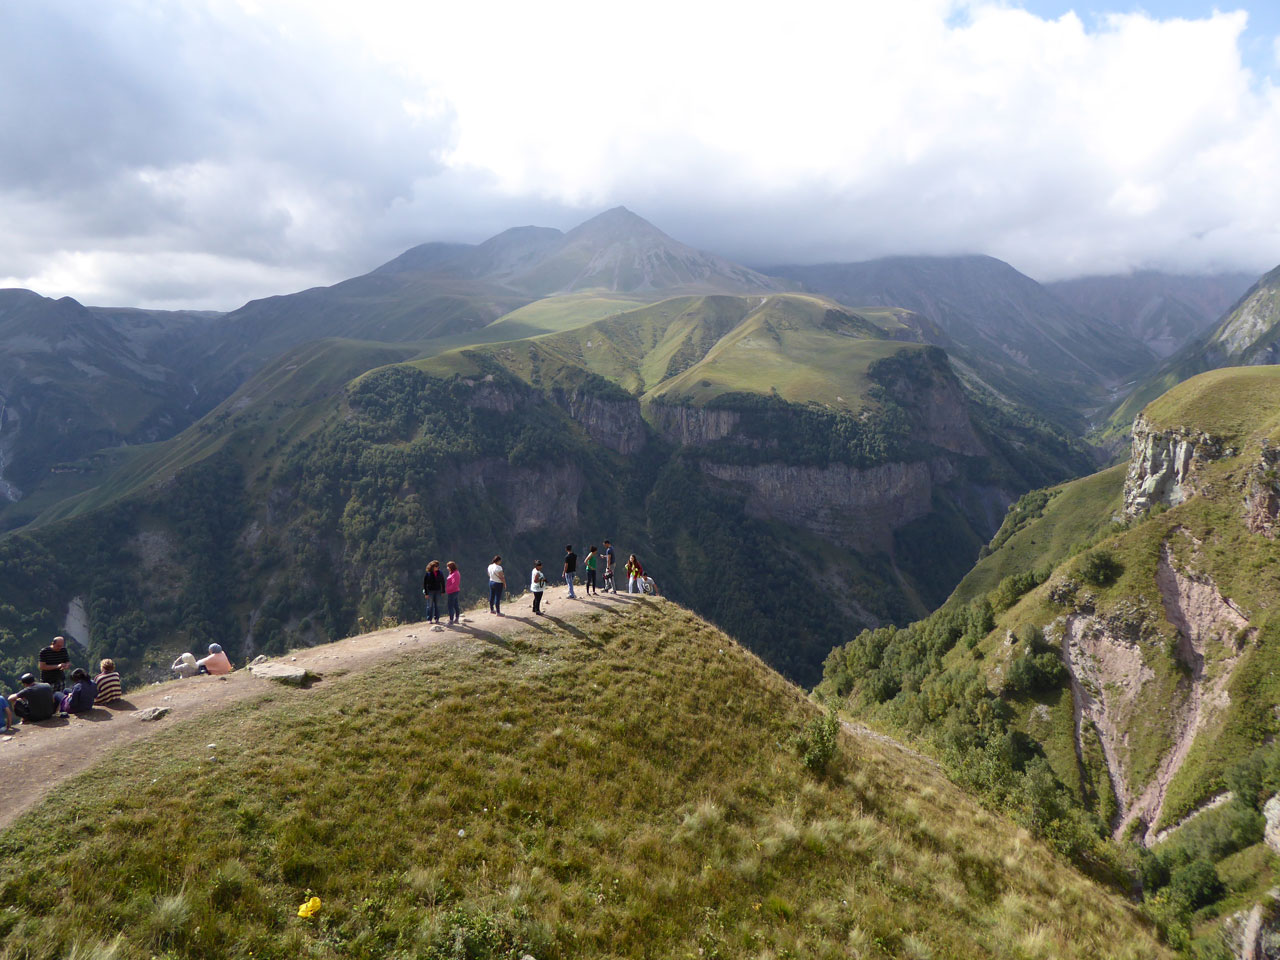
[0,601,1168,960]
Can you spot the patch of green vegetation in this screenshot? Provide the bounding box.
[949,464,1127,605]
[0,603,1170,959]
[1142,365,1280,439]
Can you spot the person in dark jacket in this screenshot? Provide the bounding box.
[58,668,97,716]
[8,674,57,723]
[423,560,446,623]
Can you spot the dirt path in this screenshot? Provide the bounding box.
[0,586,642,831]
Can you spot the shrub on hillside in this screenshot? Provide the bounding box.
[1003,651,1067,697]
[1166,859,1224,913]
[791,708,840,775]
[1077,549,1122,587]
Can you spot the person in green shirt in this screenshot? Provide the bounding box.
[584,545,599,596]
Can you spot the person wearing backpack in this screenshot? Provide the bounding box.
[530,561,548,615]
[423,560,446,623]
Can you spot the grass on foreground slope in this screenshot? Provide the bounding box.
[0,602,1168,960]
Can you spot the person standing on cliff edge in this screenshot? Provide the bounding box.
[487,556,506,615]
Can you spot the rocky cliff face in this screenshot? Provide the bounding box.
[1051,540,1249,844]
[552,388,647,455]
[701,458,956,553]
[645,404,740,446]
[1123,414,1229,516]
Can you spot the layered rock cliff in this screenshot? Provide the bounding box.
[1123,414,1229,516]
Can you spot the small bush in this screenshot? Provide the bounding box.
[1077,549,1121,588]
[1003,652,1067,697]
[791,708,840,775]
[1166,859,1223,913]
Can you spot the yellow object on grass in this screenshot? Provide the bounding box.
[297,896,322,918]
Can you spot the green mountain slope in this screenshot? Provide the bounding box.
[822,366,1280,952]
[769,255,1157,430]
[1103,265,1280,439]
[0,289,216,517]
[0,599,1170,960]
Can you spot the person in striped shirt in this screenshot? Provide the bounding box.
[94,658,123,705]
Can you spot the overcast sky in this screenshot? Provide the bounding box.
[2,0,1279,310]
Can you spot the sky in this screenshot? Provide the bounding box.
[2,0,1279,310]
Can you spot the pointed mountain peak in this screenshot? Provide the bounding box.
[565,206,669,243]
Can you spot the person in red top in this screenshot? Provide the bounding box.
[626,555,644,594]
[445,561,461,625]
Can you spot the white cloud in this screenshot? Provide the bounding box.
[2,0,1279,307]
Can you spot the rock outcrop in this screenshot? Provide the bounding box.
[552,388,646,455]
[645,404,740,446]
[1245,443,1280,537]
[1056,541,1249,843]
[1123,414,1229,516]
[1265,795,1280,855]
[701,458,956,553]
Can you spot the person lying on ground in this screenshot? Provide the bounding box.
[38,636,70,692]
[58,669,97,716]
[196,643,233,675]
[8,673,58,723]
[94,658,123,705]
[172,652,198,678]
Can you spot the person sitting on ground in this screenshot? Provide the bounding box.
[172,652,198,678]
[196,643,233,675]
[8,673,57,724]
[94,658,123,705]
[59,668,97,716]
[626,554,644,594]
[1,694,14,733]
[642,575,659,596]
[38,635,70,692]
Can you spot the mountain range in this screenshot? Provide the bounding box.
[4,205,1280,956]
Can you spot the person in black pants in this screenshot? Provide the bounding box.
[422,560,445,623]
[563,545,578,599]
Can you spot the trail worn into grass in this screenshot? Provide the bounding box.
[0,586,638,830]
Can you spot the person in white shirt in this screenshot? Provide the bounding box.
[487,555,506,615]
[530,561,548,616]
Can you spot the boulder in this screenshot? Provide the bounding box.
[250,662,316,687]
[1264,795,1280,855]
[133,706,170,722]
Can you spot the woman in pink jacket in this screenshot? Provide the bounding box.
[445,561,462,625]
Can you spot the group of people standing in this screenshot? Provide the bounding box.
[2,636,124,732]
[422,539,656,622]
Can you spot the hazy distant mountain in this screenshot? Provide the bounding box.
[0,290,214,503]
[1104,264,1280,435]
[1047,270,1255,357]
[769,255,1155,429]
[194,207,780,407]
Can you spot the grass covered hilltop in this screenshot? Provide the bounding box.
[0,593,1167,959]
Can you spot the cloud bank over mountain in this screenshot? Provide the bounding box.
[3,0,1279,308]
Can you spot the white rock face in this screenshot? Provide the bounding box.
[1123,415,1227,516]
[1264,795,1280,855]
